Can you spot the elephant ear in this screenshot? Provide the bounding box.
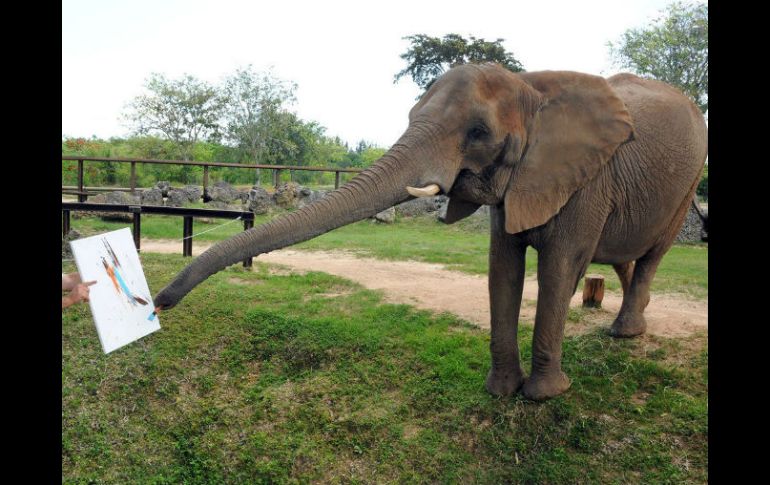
[503,71,635,234]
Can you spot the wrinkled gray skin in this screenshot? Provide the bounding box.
[156,64,707,401]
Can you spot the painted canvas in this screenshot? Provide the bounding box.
[69,228,161,353]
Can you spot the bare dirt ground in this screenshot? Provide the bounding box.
[141,239,707,338]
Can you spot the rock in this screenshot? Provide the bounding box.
[155,181,171,197]
[83,191,137,221]
[374,207,396,223]
[206,200,246,211]
[395,195,448,217]
[62,229,82,259]
[209,180,239,203]
[274,182,301,208]
[248,186,275,214]
[297,189,328,209]
[105,191,140,205]
[166,189,188,207]
[141,188,164,206]
[181,185,202,203]
[675,204,707,243]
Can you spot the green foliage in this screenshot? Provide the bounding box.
[69,67,392,188]
[123,73,227,160]
[221,66,299,176]
[395,33,525,94]
[608,2,708,112]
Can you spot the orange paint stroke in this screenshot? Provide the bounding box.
[101,257,121,294]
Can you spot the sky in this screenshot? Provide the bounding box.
[62,0,691,148]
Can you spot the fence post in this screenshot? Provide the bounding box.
[77,159,86,202]
[274,169,282,188]
[62,210,70,237]
[582,275,605,308]
[289,170,294,182]
[335,171,341,189]
[242,218,254,268]
[202,165,209,201]
[183,216,193,257]
[130,161,137,194]
[129,206,141,252]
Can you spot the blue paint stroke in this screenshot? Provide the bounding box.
[147,312,157,321]
[112,266,138,306]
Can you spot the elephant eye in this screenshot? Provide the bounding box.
[467,124,490,141]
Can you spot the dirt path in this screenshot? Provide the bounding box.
[141,239,707,338]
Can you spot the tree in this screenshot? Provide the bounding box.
[394,34,524,94]
[123,73,226,161]
[220,66,299,182]
[608,2,707,112]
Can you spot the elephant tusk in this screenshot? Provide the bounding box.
[406,184,441,197]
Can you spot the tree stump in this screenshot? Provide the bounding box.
[582,274,605,309]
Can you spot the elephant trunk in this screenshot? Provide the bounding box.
[154,130,444,310]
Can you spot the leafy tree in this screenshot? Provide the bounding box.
[122,73,226,161]
[220,66,299,183]
[608,2,708,112]
[394,33,524,94]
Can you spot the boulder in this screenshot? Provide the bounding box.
[675,204,707,243]
[274,182,301,208]
[105,191,140,205]
[248,186,275,214]
[166,189,188,207]
[209,180,239,203]
[374,207,396,223]
[141,188,164,206]
[297,189,328,208]
[154,181,171,197]
[206,200,246,211]
[395,195,448,217]
[181,185,202,203]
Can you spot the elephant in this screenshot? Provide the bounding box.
[155,63,708,401]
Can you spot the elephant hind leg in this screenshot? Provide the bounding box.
[613,262,635,295]
[610,183,698,338]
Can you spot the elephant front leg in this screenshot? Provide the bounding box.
[522,252,586,401]
[485,208,526,396]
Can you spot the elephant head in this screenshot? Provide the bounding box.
[155,63,634,309]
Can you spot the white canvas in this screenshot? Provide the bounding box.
[69,228,161,353]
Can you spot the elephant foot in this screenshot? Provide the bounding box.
[485,368,525,397]
[521,370,571,401]
[609,312,647,338]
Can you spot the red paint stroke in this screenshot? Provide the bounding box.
[133,295,149,305]
[103,239,122,268]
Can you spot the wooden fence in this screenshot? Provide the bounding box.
[62,156,363,202]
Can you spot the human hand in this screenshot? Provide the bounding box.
[62,281,96,309]
[62,272,82,291]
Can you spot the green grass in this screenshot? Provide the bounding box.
[62,254,707,483]
[69,212,707,299]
